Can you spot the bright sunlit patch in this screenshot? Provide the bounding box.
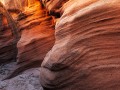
[0,0,42,11]
[24,0,42,13]
[0,0,5,5]
[0,0,11,6]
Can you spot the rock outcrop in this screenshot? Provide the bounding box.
[1,0,120,90]
[0,0,55,80]
[0,1,20,64]
[40,0,120,90]
[0,0,55,64]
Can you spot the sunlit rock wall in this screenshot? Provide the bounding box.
[16,0,55,64]
[0,0,55,66]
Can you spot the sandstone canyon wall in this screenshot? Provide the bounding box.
[40,0,120,90]
[0,0,120,90]
[0,0,55,65]
[0,1,20,64]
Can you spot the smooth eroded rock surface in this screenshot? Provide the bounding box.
[40,0,120,90]
[1,0,120,90]
[0,0,55,84]
[0,0,55,65]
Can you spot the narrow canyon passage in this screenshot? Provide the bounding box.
[6,0,56,79]
[0,0,55,69]
[1,0,120,90]
[0,0,55,90]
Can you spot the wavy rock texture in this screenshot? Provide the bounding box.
[1,0,120,90]
[0,1,20,64]
[0,0,55,64]
[16,0,55,63]
[0,20,18,64]
[40,0,120,90]
[1,0,37,11]
[0,0,55,81]
[0,0,54,89]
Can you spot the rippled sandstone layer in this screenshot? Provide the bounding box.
[0,0,120,90]
[0,0,55,79]
[40,0,120,90]
[16,0,55,63]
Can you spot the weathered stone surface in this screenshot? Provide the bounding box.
[0,1,20,64]
[1,0,34,11]
[0,0,55,64]
[0,1,55,84]
[40,0,120,90]
[0,1,54,90]
[42,0,68,16]
[1,0,120,90]
[16,0,55,63]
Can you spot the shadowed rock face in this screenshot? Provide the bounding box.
[42,0,68,16]
[40,0,120,90]
[0,1,20,64]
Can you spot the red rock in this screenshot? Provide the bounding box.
[40,0,120,90]
[1,0,120,90]
[16,0,55,63]
[0,0,55,75]
[0,2,20,64]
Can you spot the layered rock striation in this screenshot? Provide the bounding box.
[0,0,55,79]
[1,0,120,90]
[40,0,120,90]
[0,0,55,65]
[0,1,20,64]
[16,0,55,63]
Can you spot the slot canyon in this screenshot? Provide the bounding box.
[0,0,120,90]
